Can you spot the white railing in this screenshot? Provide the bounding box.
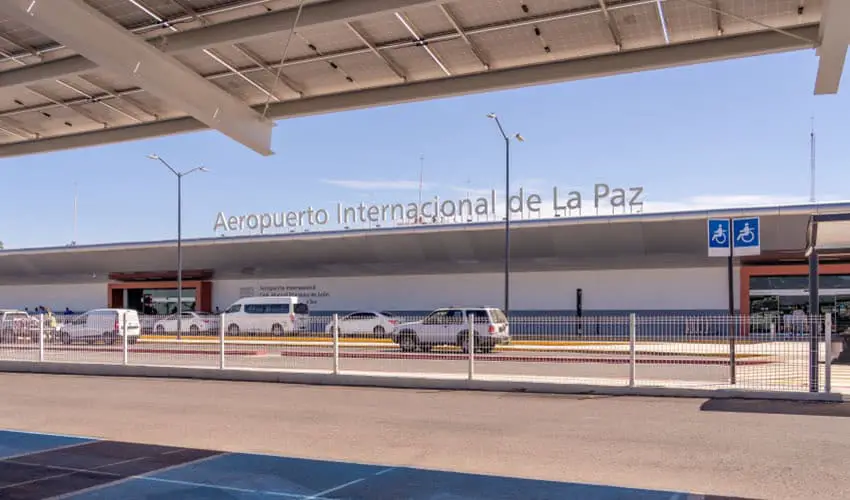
[0,313,843,395]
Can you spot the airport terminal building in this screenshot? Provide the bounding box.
[1,203,849,319]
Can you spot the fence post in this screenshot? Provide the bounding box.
[332,314,340,375]
[468,314,475,381]
[729,315,737,385]
[219,313,225,370]
[825,313,832,393]
[629,313,636,388]
[122,312,128,365]
[38,314,44,362]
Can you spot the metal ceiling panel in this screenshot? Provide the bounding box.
[610,2,667,50]
[0,0,827,156]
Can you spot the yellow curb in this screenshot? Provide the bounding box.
[141,335,391,343]
[511,340,626,346]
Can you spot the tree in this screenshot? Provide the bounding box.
[0,241,4,250]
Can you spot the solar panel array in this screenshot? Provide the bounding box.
[0,0,822,154]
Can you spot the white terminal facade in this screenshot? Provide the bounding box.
[1,203,849,323]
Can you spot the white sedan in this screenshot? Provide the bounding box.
[325,311,399,337]
[153,312,219,335]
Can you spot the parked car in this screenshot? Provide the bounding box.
[153,312,219,335]
[223,296,310,336]
[390,307,510,353]
[55,308,141,345]
[0,309,38,342]
[325,311,399,337]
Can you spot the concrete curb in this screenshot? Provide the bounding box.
[0,360,842,403]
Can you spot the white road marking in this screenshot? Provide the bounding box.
[306,467,396,499]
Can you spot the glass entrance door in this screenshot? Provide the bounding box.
[749,292,847,335]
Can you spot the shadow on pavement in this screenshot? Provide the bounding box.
[700,398,850,417]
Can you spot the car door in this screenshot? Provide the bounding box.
[243,304,262,333]
[65,313,87,339]
[419,310,450,343]
[87,311,113,339]
[441,310,465,343]
[124,311,141,337]
[181,312,196,332]
[338,313,357,335]
[159,314,177,332]
[352,313,376,334]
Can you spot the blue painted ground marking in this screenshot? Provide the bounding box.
[149,453,390,498]
[0,429,93,460]
[0,429,736,499]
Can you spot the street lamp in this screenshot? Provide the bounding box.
[147,154,208,339]
[486,113,524,318]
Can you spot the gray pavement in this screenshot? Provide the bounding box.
[0,373,846,499]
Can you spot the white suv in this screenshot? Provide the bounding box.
[390,307,510,353]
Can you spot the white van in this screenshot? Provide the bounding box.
[56,308,141,345]
[223,296,310,336]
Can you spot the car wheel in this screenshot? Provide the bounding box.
[227,324,240,336]
[373,326,386,337]
[271,324,284,336]
[103,332,118,345]
[60,332,71,345]
[155,325,166,335]
[189,325,200,335]
[399,334,418,352]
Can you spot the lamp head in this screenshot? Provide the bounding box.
[486,113,496,119]
[198,166,209,172]
[515,133,525,142]
[146,154,159,160]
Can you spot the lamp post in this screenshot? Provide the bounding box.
[486,113,524,318]
[147,154,208,339]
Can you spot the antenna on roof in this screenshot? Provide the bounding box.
[809,117,816,204]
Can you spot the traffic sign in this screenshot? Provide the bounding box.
[707,218,731,257]
[732,217,760,256]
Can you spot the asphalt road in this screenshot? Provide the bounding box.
[0,342,770,386]
[0,373,846,499]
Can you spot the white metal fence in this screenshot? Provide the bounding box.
[0,312,844,394]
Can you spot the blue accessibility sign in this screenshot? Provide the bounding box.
[707,218,730,257]
[732,217,760,256]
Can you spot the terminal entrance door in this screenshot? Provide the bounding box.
[131,288,197,315]
[107,280,212,313]
[748,274,850,334]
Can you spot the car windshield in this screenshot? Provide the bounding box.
[379,311,395,317]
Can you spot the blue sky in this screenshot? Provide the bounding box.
[1,47,848,249]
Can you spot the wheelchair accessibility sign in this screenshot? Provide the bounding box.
[707,217,760,257]
[732,217,760,255]
[707,219,731,257]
